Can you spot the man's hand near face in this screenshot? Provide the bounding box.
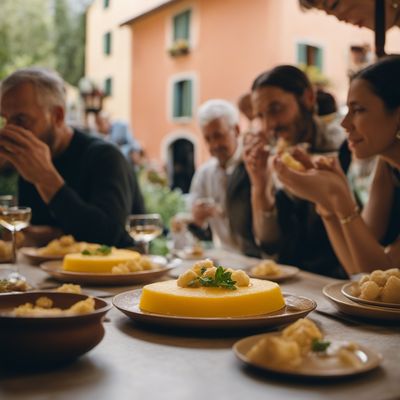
[0,124,64,204]
[243,132,275,211]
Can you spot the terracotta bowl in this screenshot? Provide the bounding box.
[0,291,112,368]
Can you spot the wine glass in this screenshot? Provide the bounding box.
[0,195,16,210]
[0,195,16,265]
[0,206,31,264]
[126,213,163,254]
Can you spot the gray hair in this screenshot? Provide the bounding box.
[0,67,66,110]
[197,99,239,128]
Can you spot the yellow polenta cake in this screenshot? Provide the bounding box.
[63,249,141,273]
[139,278,285,317]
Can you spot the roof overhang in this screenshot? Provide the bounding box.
[120,0,179,27]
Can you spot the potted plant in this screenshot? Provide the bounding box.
[168,38,190,57]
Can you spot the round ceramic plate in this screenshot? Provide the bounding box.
[174,249,206,260]
[20,247,64,264]
[341,282,400,309]
[323,282,400,321]
[246,264,300,283]
[40,256,171,286]
[112,290,316,329]
[233,332,382,378]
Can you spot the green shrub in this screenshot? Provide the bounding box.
[138,170,186,230]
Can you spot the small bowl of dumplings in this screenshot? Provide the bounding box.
[341,268,400,309]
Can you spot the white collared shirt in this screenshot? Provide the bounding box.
[188,143,243,252]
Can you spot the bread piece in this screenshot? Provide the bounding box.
[281,152,306,172]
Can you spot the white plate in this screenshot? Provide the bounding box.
[174,249,206,260]
[20,247,64,264]
[233,332,382,378]
[323,282,400,321]
[167,259,298,282]
[341,282,400,309]
[246,264,300,283]
[40,256,170,286]
[113,290,316,329]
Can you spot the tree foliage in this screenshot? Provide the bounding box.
[0,0,54,80]
[0,0,90,85]
[53,0,88,85]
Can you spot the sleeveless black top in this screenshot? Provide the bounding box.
[383,166,400,245]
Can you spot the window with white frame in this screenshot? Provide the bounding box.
[297,43,323,71]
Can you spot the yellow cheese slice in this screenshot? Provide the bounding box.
[63,249,141,273]
[139,278,285,317]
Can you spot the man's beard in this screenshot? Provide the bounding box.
[274,102,314,145]
[292,102,314,144]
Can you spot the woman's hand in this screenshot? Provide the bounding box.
[273,153,355,215]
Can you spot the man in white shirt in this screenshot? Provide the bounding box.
[189,99,259,256]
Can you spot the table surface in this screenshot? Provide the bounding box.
[1,250,399,400]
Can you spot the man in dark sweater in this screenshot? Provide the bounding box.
[0,67,144,247]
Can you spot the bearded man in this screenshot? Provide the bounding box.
[0,67,144,247]
[243,65,346,278]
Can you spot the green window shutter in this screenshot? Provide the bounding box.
[182,80,192,117]
[297,43,307,65]
[173,10,191,41]
[104,32,112,55]
[173,81,181,117]
[104,77,112,96]
[173,79,193,118]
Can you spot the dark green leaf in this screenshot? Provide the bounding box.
[193,266,237,290]
[311,338,331,352]
[81,245,112,256]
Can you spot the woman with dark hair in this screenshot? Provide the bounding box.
[274,56,400,274]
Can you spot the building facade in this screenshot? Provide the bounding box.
[86,0,400,189]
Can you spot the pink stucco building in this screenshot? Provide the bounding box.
[87,0,400,190]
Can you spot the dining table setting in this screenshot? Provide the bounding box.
[0,240,399,400]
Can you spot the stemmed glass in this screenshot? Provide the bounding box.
[0,195,16,210]
[0,195,16,264]
[0,206,31,264]
[126,213,163,254]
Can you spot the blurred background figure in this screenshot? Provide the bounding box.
[237,92,255,132]
[348,44,373,81]
[316,88,338,123]
[94,111,142,168]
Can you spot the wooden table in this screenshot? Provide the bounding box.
[1,254,399,400]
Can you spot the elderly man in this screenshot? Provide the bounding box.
[189,99,259,256]
[0,67,144,247]
[243,65,346,278]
